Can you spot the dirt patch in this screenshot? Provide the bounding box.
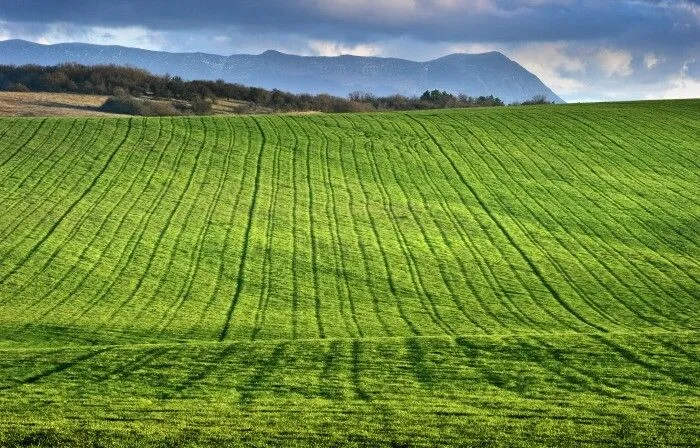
[0,92,121,117]
[0,92,324,117]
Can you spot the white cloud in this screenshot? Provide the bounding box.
[0,21,11,41]
[447,42,502,54]
[510,42,587,93]
[40,24,166,50]
[444,41,588,95]
[596,48,633,77]
[647,59,700,99]
[674,0,700,22]
[643,52,664,69]
[0,22,167,51]
[307,39,382,57]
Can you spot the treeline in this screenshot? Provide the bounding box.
[0,63,509,115]
[349,90,503,110]
[511,94,554,106]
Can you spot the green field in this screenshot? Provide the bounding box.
[0,100,698,446]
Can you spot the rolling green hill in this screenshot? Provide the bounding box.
[0,100,698,446]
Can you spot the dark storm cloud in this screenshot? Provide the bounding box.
[0,0,304,29]
[0,0,697,44]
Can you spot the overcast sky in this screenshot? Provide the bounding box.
[1,0,698,102]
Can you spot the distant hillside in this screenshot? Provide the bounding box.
[0,64,507,116]
[0,39,564,104]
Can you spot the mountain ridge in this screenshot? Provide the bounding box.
[0,39,564,103]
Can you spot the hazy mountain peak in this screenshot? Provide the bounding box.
[260,49,286,57]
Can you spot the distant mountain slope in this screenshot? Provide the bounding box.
[0,39,564,104]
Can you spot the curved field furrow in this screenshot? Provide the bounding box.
[361,135,455,335]
[325,115,395,336]
[443,117,635,331]
[398,115,576,332]
[482,126,655,330]
[546,113,700,255]
[375,117,492,333]
[0,120,65,197]
[523,111,700,279]
[218,116,267,341]
[23,118,172,325]
[140,118,223,335]
[394,115,557,332]
[0,119,107,245]
[286,115,326,338]
[344,121,428,335]
[190,118,251,338]
[0,119,84,212]
[286,116,303,339]
[303,118,327,339]
[514,111,699,276]
[408,114,609,332]
[607,112,700,179]
[0,120,64,218]
[307,116,362,337]
[323,115,402,336]
[60,119,192,332]
[0,100,698,446]
[451,114,672,329]
[250,117,282,340]
[521,123,700,322]
[588,117,700,231]
[554,110,699,203]
[285,115,349,338]
[355,114,478,334]
[0,119,31,159]
[0,120,124,260]
[17,118,157,314]
[38,117,155,329]
[0,118,136,288]
[0,118,48,170]
[102,118,210,328]
[483,112,696,324]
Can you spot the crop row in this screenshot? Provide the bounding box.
[0,331,698,446]
[0,102,697,345]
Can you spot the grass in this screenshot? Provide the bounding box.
[0,99,698,446]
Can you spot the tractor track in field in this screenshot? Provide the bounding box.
[218,116,267,341]
[0,100,696,345]
[23,118,161,317]
[0,118,136,287]
[0,119,106,246]
[1,101,698,446]
[63,118,192,325]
